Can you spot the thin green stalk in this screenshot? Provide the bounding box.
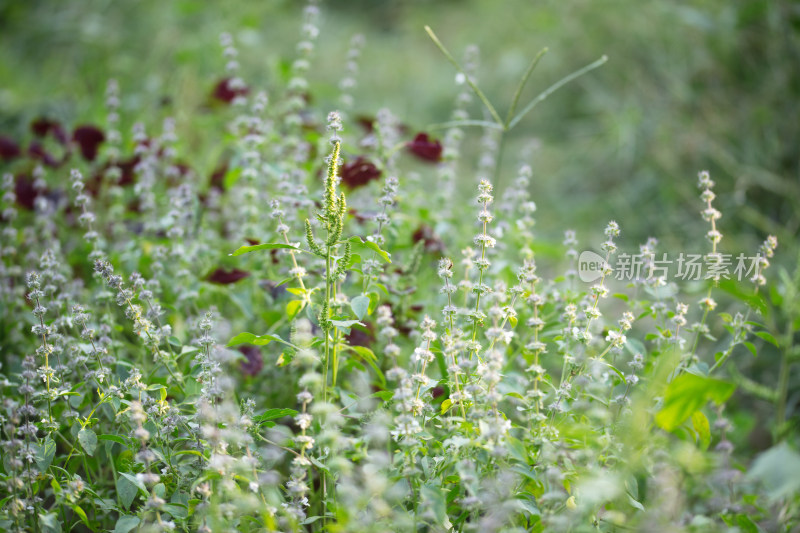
[424,25,504,127]
[508,55,608,130]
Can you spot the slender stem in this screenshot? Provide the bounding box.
[424,25,504,127]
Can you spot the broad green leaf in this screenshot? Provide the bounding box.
[746,443,800,501]
[347,236,391,263]
[34,436,56,473]
[421,484,452,530]
[117,473,147,509]
[38,512,62,533]
[114,515,140,533]
[286,300,304,321]
[441,398,453,414]
[691,411,711,450]
[229,242,303,257]
[78,428,98,456]
[350,295,370,320]
[227,332,296,349]
[655,373,736,431]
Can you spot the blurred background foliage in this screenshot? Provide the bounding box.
[1,0,798,445]
[1,0,797,248]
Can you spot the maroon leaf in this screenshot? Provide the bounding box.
[407,132,442,162]
[207,268,250,284]
[0,136,21,161]
[340,156,382,189]
[72,125,105,161]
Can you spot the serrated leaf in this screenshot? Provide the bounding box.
[229,242,304,257]
[347,236,391,263]
[78,428,98,456]
[350,295,370,320]
[227,332,296,349]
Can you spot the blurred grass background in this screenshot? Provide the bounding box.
[1,0,797,252]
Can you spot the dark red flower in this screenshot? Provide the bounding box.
[0,136,21,161]
[412,224,446,254]
[239,346,264,376]
[340,156,382,189]
[207,268,250,284]
[30,118,68,144]
[116,155,141,186]
[72,125,105,161]
[346,322,374,348]
[14,174,39,210]
[431,386,445,399]
[27,141,61,167]
[407,132,442,162]
[212,78,249,104]
[209,162,228,191]
[356,115,375,133]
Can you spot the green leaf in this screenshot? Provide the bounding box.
[746,443,800,501]
[371,390,394,402]
[286,300,304,321]
[38,512,62,533]
[229,242,304,257]
[627,494,645,512]
[34,436,56,473]
[78,428,98,456]
[117,473,147,509]
[227,332,296,349]
[253,408,298,426]
[420,484,452,529]
[70,505,90,528]
[347,236,391,263]
[754,331,779,347]
[441,398,453,415]
[114,515,141,533]
[350,295,370,320]
[718,279,768,315]
[691,411,711,450]
[342,345,385,385]
[655,373,736,431]
[329,319,364,331]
